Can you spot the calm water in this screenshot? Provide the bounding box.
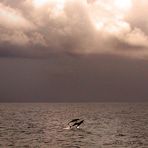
[0,103,148,148]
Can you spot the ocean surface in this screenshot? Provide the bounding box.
[0,103,148,148]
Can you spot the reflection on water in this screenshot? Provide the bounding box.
[0,103,148,148]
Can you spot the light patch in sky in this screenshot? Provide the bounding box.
[33,0,66,8]
[114,0,132,11]
[33,0,49,7]
[50,0,66,17]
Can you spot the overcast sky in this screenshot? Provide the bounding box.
[0,0,148,102]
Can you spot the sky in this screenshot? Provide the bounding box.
[0,0,148,102]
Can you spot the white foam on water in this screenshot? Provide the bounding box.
[63,126,71,130]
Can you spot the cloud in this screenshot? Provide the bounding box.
[0,0,148,58]
[0,31,29,45]
[127,0,148,34]
[124,28,148,48]
[0,3,34,30]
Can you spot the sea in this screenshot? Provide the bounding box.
[0,103,148,148]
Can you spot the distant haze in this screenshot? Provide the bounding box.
[0,0,148,102]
